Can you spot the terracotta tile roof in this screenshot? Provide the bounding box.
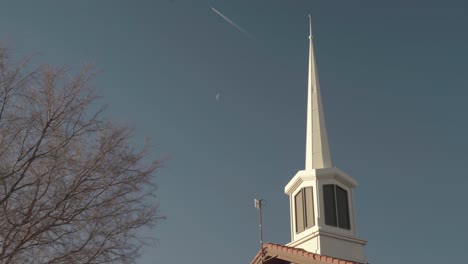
[250,243,362,264]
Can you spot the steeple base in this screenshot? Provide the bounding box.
[286,230,367,263]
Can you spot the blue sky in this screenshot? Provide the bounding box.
[1,0,468,263]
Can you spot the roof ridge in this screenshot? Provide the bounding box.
[253,243,361,264]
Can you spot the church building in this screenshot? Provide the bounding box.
[250,17,367,264]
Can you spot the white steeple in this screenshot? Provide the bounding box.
[305,15,332,170]
[284,16,367,263]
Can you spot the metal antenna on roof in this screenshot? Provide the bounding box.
[254,198,264,263]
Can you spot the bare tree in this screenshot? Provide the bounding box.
[0,46,163,263]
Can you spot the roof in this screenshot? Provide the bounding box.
[250,243,362,264]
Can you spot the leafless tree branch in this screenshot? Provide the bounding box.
[0,45,164,264]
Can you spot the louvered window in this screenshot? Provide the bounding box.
[295,187,314,233]
[323,184,351,230]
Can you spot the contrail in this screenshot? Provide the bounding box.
[210,6,255,40]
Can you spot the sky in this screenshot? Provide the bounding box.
[1,0,468,263]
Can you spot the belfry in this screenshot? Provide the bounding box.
[282,16,367,263]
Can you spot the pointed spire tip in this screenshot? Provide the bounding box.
[309,14,313,38]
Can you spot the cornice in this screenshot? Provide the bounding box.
[285,168,357,195]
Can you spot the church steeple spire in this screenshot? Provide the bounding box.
[284,16,366,263]
[306,15,332,170]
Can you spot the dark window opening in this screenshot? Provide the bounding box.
[295,187,315,233]
[323,184,351,230]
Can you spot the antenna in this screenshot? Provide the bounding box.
[254,198,264,263]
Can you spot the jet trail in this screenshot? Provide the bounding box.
[211,6,255,40]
